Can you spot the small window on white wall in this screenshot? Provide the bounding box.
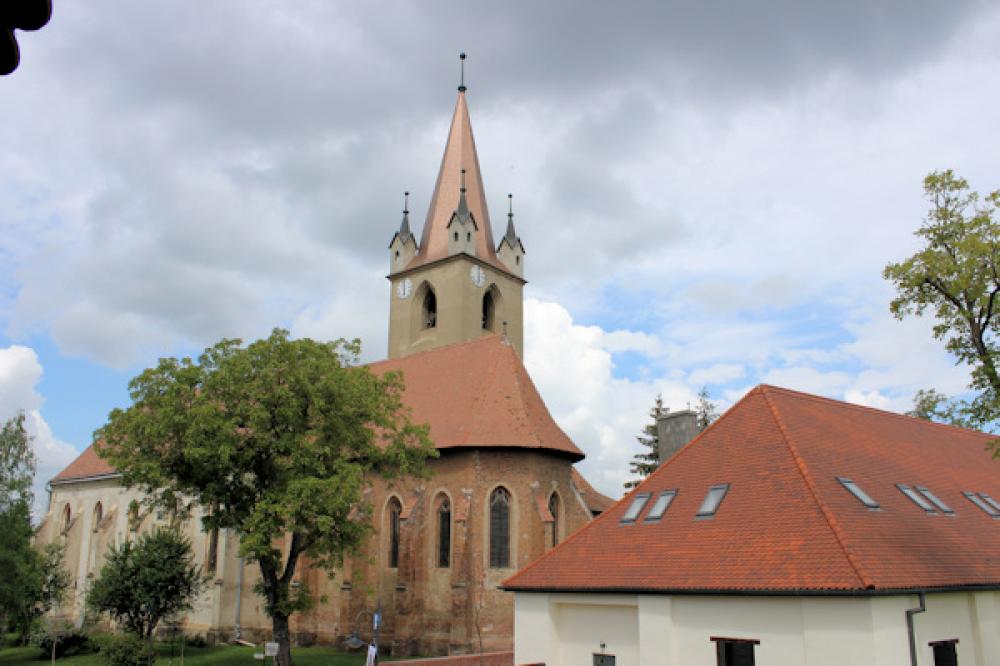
[712,636,758,666]
[930,639,958,666]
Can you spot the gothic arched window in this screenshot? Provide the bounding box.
[548,492,560,547]
[437,496,451,568]
[482,291,495,331]
[61,504,71,533]
[422,289,437,329]
[92,502,103,532]
[489,486,511,568]
[388,497,402,568]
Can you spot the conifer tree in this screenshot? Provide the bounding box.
[624,395,666,490]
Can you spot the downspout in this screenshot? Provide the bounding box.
[906,591,926,666]
[234,556,244,641]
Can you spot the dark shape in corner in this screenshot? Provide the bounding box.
[1,0,53,76]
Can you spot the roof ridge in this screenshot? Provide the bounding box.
[758,383,992,438]
[760,386,873,589]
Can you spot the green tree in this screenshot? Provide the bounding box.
[624,395,665,490]
[87,528,202,663]
[1,412,35,512]
[884,170,1000,433]
[0,413,68,644]
[96,329,436,666]
[694,387,719,430]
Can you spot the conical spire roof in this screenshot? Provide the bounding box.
[406,91,510,273]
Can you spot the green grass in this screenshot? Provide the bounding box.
[0,642,378,666]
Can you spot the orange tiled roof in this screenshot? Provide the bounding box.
[369,335,583,459]
[51,445,117,483]
[504,385,1000,593]
[52,335,584,483]
[571,468,616,514]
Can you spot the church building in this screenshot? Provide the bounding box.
[38,74,611,655]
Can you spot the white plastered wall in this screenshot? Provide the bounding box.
[513,590,1000,666]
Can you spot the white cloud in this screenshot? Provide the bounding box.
[0,346,80,518]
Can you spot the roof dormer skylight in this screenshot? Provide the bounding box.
[837,477,879,510]
[897,484,936,513]
[916,486,954,515]
[620,492,651,524]
[980,493,1000,513]
[644,490,677,523]
[963,492,1000,518]
[696,484,729,519]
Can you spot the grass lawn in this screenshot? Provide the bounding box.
[0,641,378,665]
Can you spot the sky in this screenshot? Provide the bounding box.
[2,1,999,511]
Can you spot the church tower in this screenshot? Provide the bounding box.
[388,60,526,359]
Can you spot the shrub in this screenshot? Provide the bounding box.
[98,633,146,666]
[186,633,207,648]
[34,627,91,658]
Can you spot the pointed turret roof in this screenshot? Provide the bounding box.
[499,193,524,252]
[403,91,512,275]
[388,191,416,248]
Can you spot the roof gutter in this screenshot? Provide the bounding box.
[906,591,926,666]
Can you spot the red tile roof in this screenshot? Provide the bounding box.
[53,335,584,483]
[571,468,616,514]
[504,385,1000,594]
[51,444,117,483]
[369,335,583,459]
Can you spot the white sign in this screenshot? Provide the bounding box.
[265,642,279,657]
[365,643,378,666]
[373,611,381,631]
[253,653,264,660]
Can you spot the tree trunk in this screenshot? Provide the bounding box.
[272,612,294,666]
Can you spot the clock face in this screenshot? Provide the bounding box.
[396,278,412,299]
[469,265,486,288]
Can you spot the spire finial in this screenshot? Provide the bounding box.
[460,168,467,193]
[507,193,513,220]
[458,52,467,92]
[403,191,409,214]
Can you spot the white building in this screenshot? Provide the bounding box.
[504,385,1000,666]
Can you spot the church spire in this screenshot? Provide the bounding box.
[411,57,502,271]
[503,193,517,246]
[399,191,413,241]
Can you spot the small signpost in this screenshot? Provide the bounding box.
[265,643,279,658]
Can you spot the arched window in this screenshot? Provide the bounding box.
[489,487,511,568]
[453,231,459,242]
[388,497,402,569]
[437,496,451,568]
[548,493,560,547]
[61,504,72,533]
[466,232,471,242]
[92,502,103,532]
[422,289,437,329]
[482,291,495,331]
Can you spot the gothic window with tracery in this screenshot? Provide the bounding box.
[548,492,560,547]
[490,486,511,568]
[388,497,402,568]
[437,496,451,568]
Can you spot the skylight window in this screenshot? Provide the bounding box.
[696,484,729,519]
[644,490,677,523]
[916,487,954,515]
[980,493,1000,513]
[620,492,651,524]
[897,484,936,513]
[837,477,879,510]
[962,492,1000,518]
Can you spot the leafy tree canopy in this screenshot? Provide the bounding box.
[1,412,35,511]
[96,329,436,665]
[884,170,1000,434]
[87,528,203,662]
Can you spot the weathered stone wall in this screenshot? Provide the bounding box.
[39,448,594,655]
